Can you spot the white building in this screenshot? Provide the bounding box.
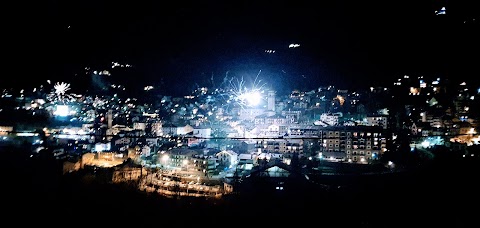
[192,127,212,139]
[366,115,388,129]
[216,150,238,168]
[133,122,146,131]
[237,153,255,170]
[177,124,194,135]
[187,126,212,146]
[238,108,265,121]
[319,113,340,126]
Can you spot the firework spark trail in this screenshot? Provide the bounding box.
[220,70,267,110]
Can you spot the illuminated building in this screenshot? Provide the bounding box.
[319,113,340,126]
[366,115,388,129]
[282,109,302,124]
[318,126,387,164]
[238,108,265,121]
[0,126,13,135]
[215,150,238,168]
[267,90,276,112]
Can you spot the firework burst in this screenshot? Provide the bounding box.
[220,70,267,110]
[47,82,77,104]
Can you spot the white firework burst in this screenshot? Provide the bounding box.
[220,70,267,110]
[54,82,71,95]
[47,82,77,104]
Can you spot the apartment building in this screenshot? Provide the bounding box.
[318,126,387,164]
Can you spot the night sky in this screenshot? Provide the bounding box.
[5,0,479,95]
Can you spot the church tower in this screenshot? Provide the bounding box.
[267,90,275,112]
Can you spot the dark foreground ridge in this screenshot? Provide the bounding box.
[2,145,478,227]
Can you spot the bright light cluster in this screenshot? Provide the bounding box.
[54,82,71,96]
[238,91,262,106]
[224,71,267,109]
[47,81,77,104]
